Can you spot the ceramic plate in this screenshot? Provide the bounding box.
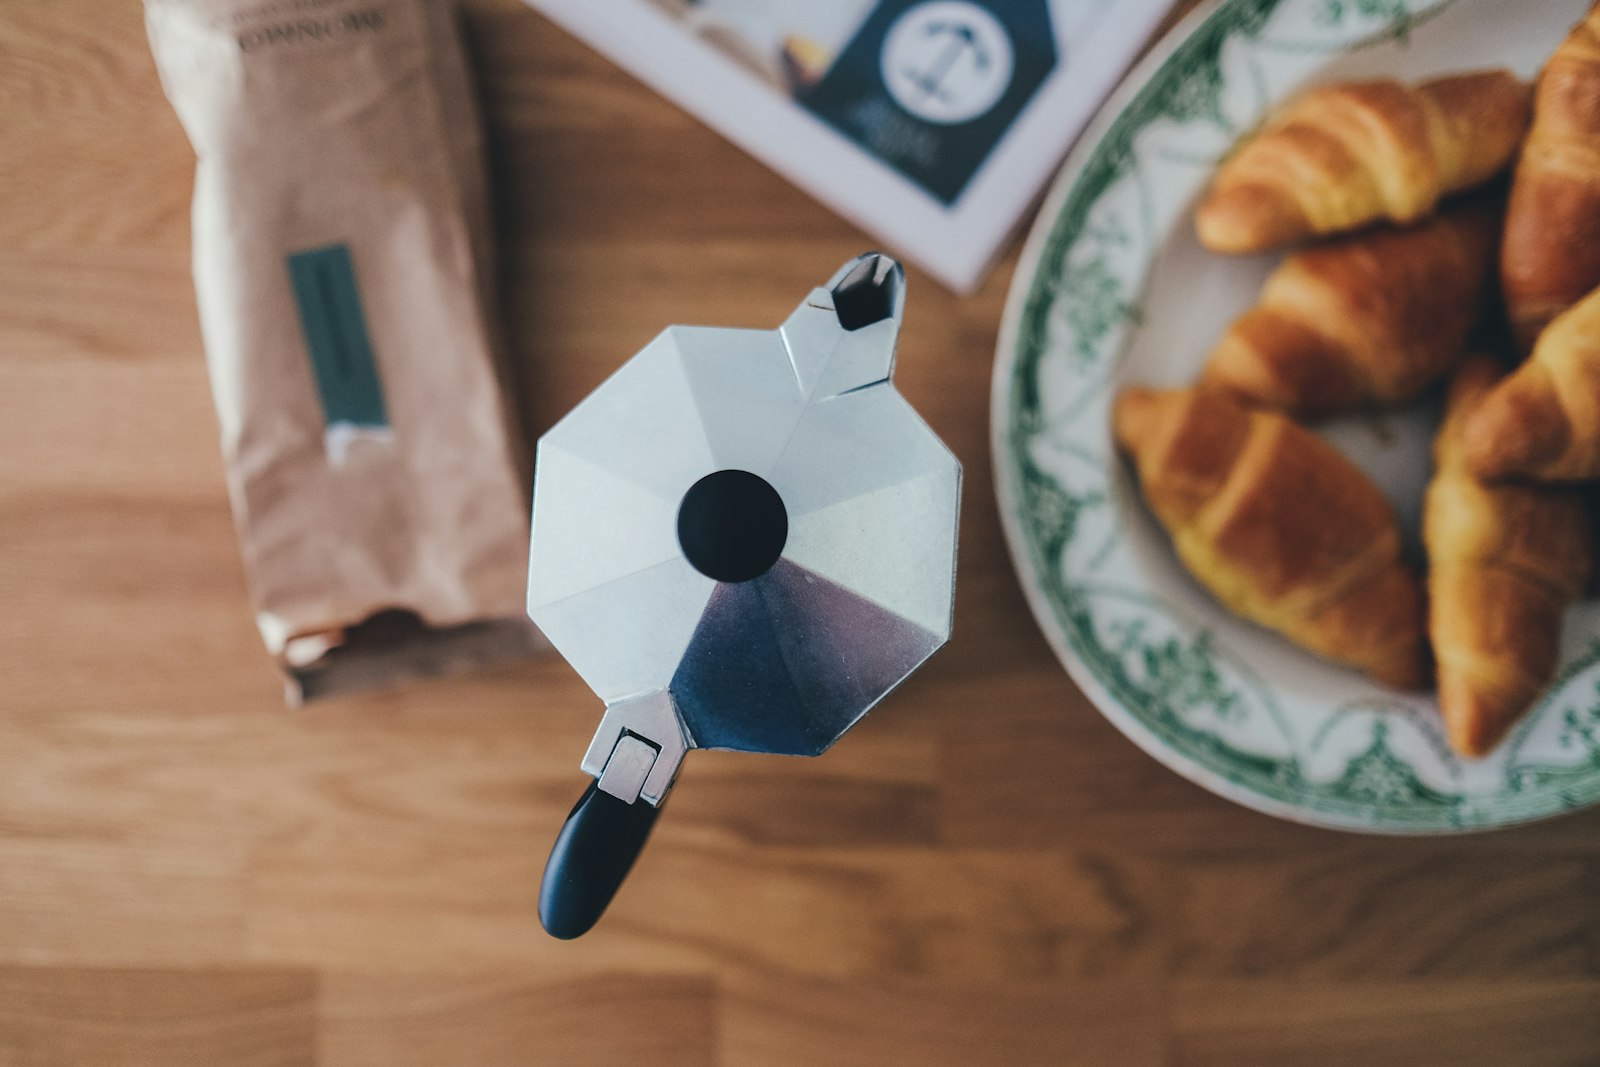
[993,0,1600,832]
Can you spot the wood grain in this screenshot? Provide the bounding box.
[319,973,717,1066]
[0,967,318,1067]
[2,0,1598,1063]
[1171,980,1600,1066]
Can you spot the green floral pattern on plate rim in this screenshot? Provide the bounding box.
[992,0,1600,832]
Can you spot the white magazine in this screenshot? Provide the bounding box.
[523,0,1175,292]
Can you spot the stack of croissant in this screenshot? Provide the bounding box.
[1115,5,1600,758]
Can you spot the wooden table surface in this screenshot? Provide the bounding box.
[5,1,1600,1064]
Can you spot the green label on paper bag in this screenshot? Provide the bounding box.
[287,243,388,429]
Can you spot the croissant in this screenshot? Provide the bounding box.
[1196,70,1530,254]
[1114,386,1426,687]
[1201,200,1497,416]
[1502,4,1600,355]
[1463,283,1600,481]
[1425,356,1591,757]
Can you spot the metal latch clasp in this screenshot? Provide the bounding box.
[580,690,689,806]
[596,733,659,803]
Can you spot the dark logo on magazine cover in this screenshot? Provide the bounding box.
[802,0,1058,204]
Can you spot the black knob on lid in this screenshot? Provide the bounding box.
[676,469,788,584]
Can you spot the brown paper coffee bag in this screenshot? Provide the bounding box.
[146,0,540,702]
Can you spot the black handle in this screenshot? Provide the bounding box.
[538,780,661,939]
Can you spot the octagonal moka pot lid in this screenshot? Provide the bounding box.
[526,254,961,938]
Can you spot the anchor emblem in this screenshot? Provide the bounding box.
[902,22,988,104]
[880,1,1015,125]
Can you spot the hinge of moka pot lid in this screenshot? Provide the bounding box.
[579,690,690,806]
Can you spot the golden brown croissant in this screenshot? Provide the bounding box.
[1114,386,1427,688]
[1201,201,1497,416]
[1196,70,1529,254]
[1425,356,1591,757]
[1463,283,1600,481]
[1502,4,1600,355]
